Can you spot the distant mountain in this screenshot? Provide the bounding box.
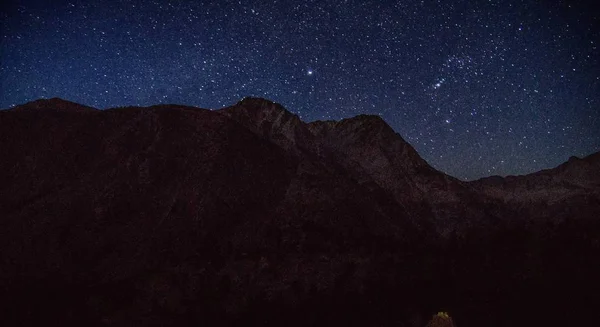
[11,97,98,112]
[470,152,600,222]
[0,97,598,326]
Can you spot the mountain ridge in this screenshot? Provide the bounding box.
[9,97,98,112]
[1,97,598,326]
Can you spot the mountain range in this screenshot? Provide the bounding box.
[1,97,598,326]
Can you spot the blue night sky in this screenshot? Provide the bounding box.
[1,0,599,180]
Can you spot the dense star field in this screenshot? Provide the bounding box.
[1,0,599,180]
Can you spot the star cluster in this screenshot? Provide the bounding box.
[1,0,599,180]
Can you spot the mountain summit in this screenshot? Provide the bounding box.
[0,98,598,326]
[10,97,97,112]
[219,97,317,154]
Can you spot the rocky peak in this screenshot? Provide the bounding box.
[546,151,600,187]
[226,97,295,120]
[235,96,288,114]
[10,97,97,112]
[307,114,390,139]
[309,112,489,234]
[218,97,316,154]
[562,152,599,170]
[309,113,431,177]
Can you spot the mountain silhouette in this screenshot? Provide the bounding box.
[0,97,598,326]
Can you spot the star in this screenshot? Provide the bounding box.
[433,78,445,89]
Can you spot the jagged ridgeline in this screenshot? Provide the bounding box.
[1,97,599,326]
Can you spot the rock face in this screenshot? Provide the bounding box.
[0,97,598,326]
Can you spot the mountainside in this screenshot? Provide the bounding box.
[0,97,598,326]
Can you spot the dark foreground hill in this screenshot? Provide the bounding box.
[0,97,598,326]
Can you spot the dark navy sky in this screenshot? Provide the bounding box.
[1,0,599,180]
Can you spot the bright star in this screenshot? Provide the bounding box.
[433,78,445,89]
[307,70,313,76]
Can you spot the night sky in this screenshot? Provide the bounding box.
[1,0,599,180]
